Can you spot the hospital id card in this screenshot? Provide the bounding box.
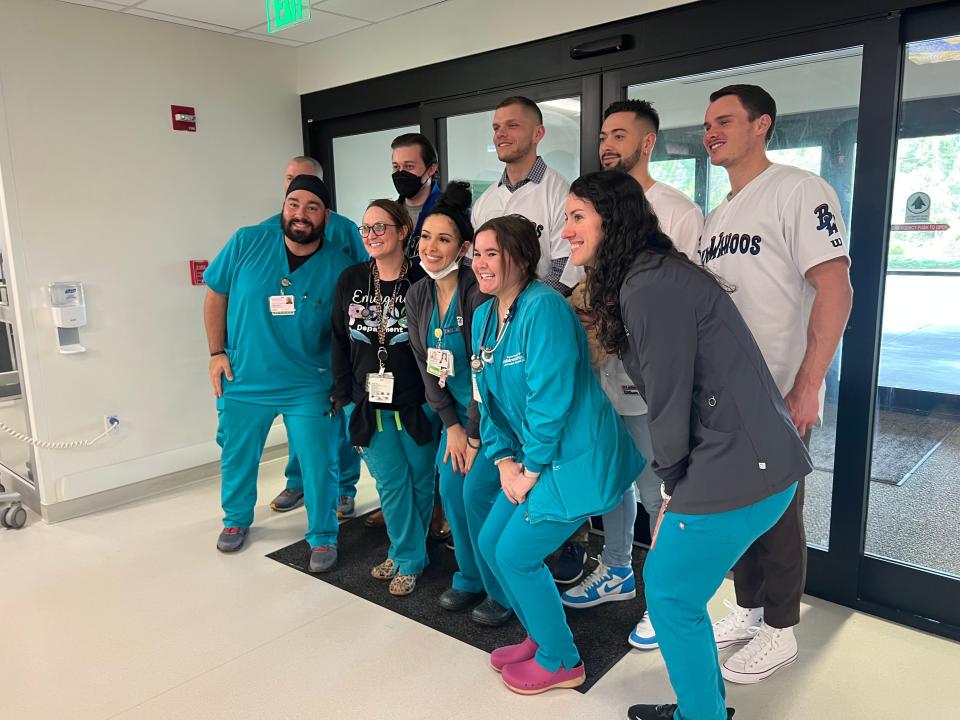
[269,295,296,316]
[426,348,455,378]
[471,373,482,404]
[366,372,395,403]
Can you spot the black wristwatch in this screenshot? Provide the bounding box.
[210,350,226,357]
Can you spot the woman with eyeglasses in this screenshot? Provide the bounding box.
[330,199,436,596]
[562,170,810,720]
[406,182,513,627]
[470,214,645,695]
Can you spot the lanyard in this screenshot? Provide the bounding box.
[371,259,409,372]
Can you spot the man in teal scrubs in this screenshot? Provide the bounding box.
[260,157,366,519]
[204,175,351,572]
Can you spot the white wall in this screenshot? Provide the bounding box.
[297,0,696,94]
[0,0,303,508]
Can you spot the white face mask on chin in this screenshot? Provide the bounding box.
[423,258,461,281]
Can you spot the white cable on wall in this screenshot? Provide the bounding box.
[0,418,119,450]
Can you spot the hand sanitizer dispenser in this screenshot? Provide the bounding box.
[48,282,86,354]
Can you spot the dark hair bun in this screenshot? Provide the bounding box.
[435,181,472,213]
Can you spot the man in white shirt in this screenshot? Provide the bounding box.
[471,96,583,295]
[700,84,852,684]
[560,99,705,649]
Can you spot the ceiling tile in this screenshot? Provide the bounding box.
[313,0,446,23]
[135,0,266,30]
[235,32,304,48]
[246,11,368,43]
[57,0,127,9]
[124,9,238,35]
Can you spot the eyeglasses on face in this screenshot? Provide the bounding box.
[358,222,402,238]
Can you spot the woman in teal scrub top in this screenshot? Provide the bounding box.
[407,182,512,627]
[470,215,645,696]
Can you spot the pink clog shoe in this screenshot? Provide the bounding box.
[501,657,585,694]
[490,637,538,672]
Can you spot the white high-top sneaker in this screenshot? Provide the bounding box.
[712,600,763,649]
[721,621,799,684]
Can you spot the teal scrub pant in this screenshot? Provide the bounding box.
[217,396,338,547]
[478,493,583,672]
[644,482,798,720]
[360,410,437,576]
[284,410,361,499]
[437,426,507,606]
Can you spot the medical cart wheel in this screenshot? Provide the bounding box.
[2,504,26,529]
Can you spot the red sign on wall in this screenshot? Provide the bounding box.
[189,260,208,286]
[171,105,196,132]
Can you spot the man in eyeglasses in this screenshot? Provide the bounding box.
[261,157,367,521]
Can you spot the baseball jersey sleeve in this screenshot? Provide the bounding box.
[783,176,850,276]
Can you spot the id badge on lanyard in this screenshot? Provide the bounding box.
[367,345,394,403]
[426,348,455,378]
[471,372,482,404]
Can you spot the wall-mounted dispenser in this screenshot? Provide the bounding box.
[48,282,86,354]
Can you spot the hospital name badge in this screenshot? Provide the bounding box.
[426,348,455,378]
[269,295,296,316]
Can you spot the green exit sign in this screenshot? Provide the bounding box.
[266,0,310,33]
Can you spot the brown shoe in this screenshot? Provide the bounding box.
[364,509,385,528]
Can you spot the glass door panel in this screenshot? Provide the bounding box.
[865,34,960,580]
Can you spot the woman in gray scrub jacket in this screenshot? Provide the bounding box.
[560,170,811,720]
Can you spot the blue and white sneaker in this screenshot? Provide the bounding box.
[628,611,659,650]
[560,561,636,608]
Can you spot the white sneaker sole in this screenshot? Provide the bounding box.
[560,588,636,609]
[721,651,798,684]
[627,635,659,650]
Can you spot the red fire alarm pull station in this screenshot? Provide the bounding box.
[190,260,209,286]
[171,105,196,132]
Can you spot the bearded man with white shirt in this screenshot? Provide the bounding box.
[560,99,705,652]
[700,84,852,684]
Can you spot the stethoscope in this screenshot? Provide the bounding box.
[470,295,519,373]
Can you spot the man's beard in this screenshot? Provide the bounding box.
[282,215,325,245]
[614,147,643,173]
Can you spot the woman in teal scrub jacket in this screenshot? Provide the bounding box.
[407,182,512,627]
[564,170,811,720]
[470,214,645,696]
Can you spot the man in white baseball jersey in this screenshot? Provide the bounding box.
[700,84,852,684]
[560,99,705,650]
[471,95,583,296]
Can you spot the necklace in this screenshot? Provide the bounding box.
[371,258,409,370]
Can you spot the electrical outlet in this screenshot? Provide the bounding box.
[104,415,120,432]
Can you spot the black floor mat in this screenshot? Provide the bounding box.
[267,514,648,693]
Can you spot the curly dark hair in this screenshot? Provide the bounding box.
[573,170,726,354]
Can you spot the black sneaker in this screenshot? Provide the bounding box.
[550,542,587,585]
[627,704,734,719]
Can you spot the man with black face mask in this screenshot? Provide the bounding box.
[204,175,352,572]
[389,132,452,544]
[391,133,441,259]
